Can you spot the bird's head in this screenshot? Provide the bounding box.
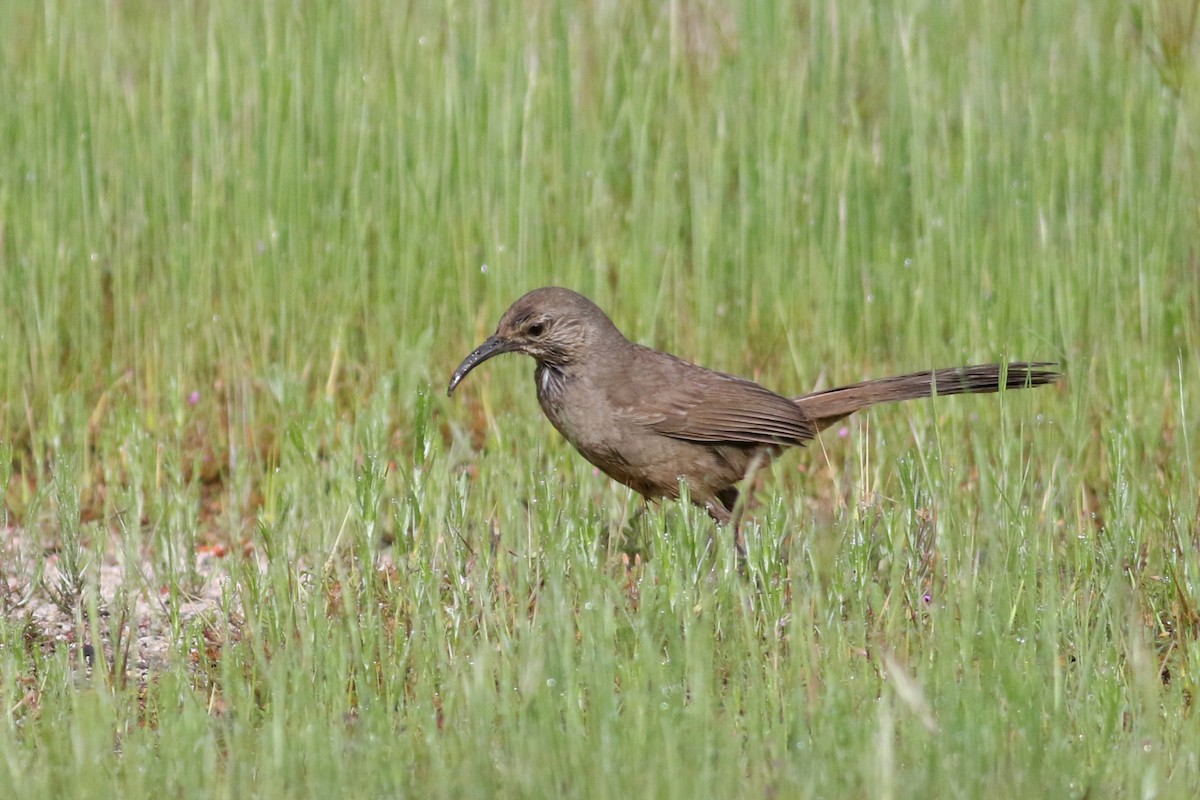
[447,287,619,395]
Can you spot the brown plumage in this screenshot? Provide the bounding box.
[448,287,1061,522]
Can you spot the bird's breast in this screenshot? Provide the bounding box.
[534,364,608,453]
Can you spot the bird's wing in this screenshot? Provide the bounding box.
[615,349,815,446]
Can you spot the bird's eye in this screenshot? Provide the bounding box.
[527,322,546,337]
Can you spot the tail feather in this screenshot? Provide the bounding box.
[794,362,1061,432]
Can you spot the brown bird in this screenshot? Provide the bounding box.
[448,287,1060,523]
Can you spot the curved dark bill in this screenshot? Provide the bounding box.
[447,335,517,396]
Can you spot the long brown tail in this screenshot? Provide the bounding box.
[793,362,1061,432]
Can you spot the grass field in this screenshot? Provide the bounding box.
[2,0,1199,796]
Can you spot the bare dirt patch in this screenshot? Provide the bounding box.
[3,525,241,682]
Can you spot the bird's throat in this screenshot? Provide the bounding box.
[536,363,567,403]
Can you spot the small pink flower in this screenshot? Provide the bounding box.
[837,426,849,438]
[188,391,201,406]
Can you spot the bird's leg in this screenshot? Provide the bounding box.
[727,519,748,569]
[704,498,732,524]
[617,498,655,563]
[702,490,750,566]
[727,452,767,563]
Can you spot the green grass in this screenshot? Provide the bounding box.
[2,0,1199,796]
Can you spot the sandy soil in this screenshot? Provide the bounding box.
[3,525,238,681]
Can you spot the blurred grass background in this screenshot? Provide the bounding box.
[1,0,1199,797]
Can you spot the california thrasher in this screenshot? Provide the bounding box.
[448,287,1060,522]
